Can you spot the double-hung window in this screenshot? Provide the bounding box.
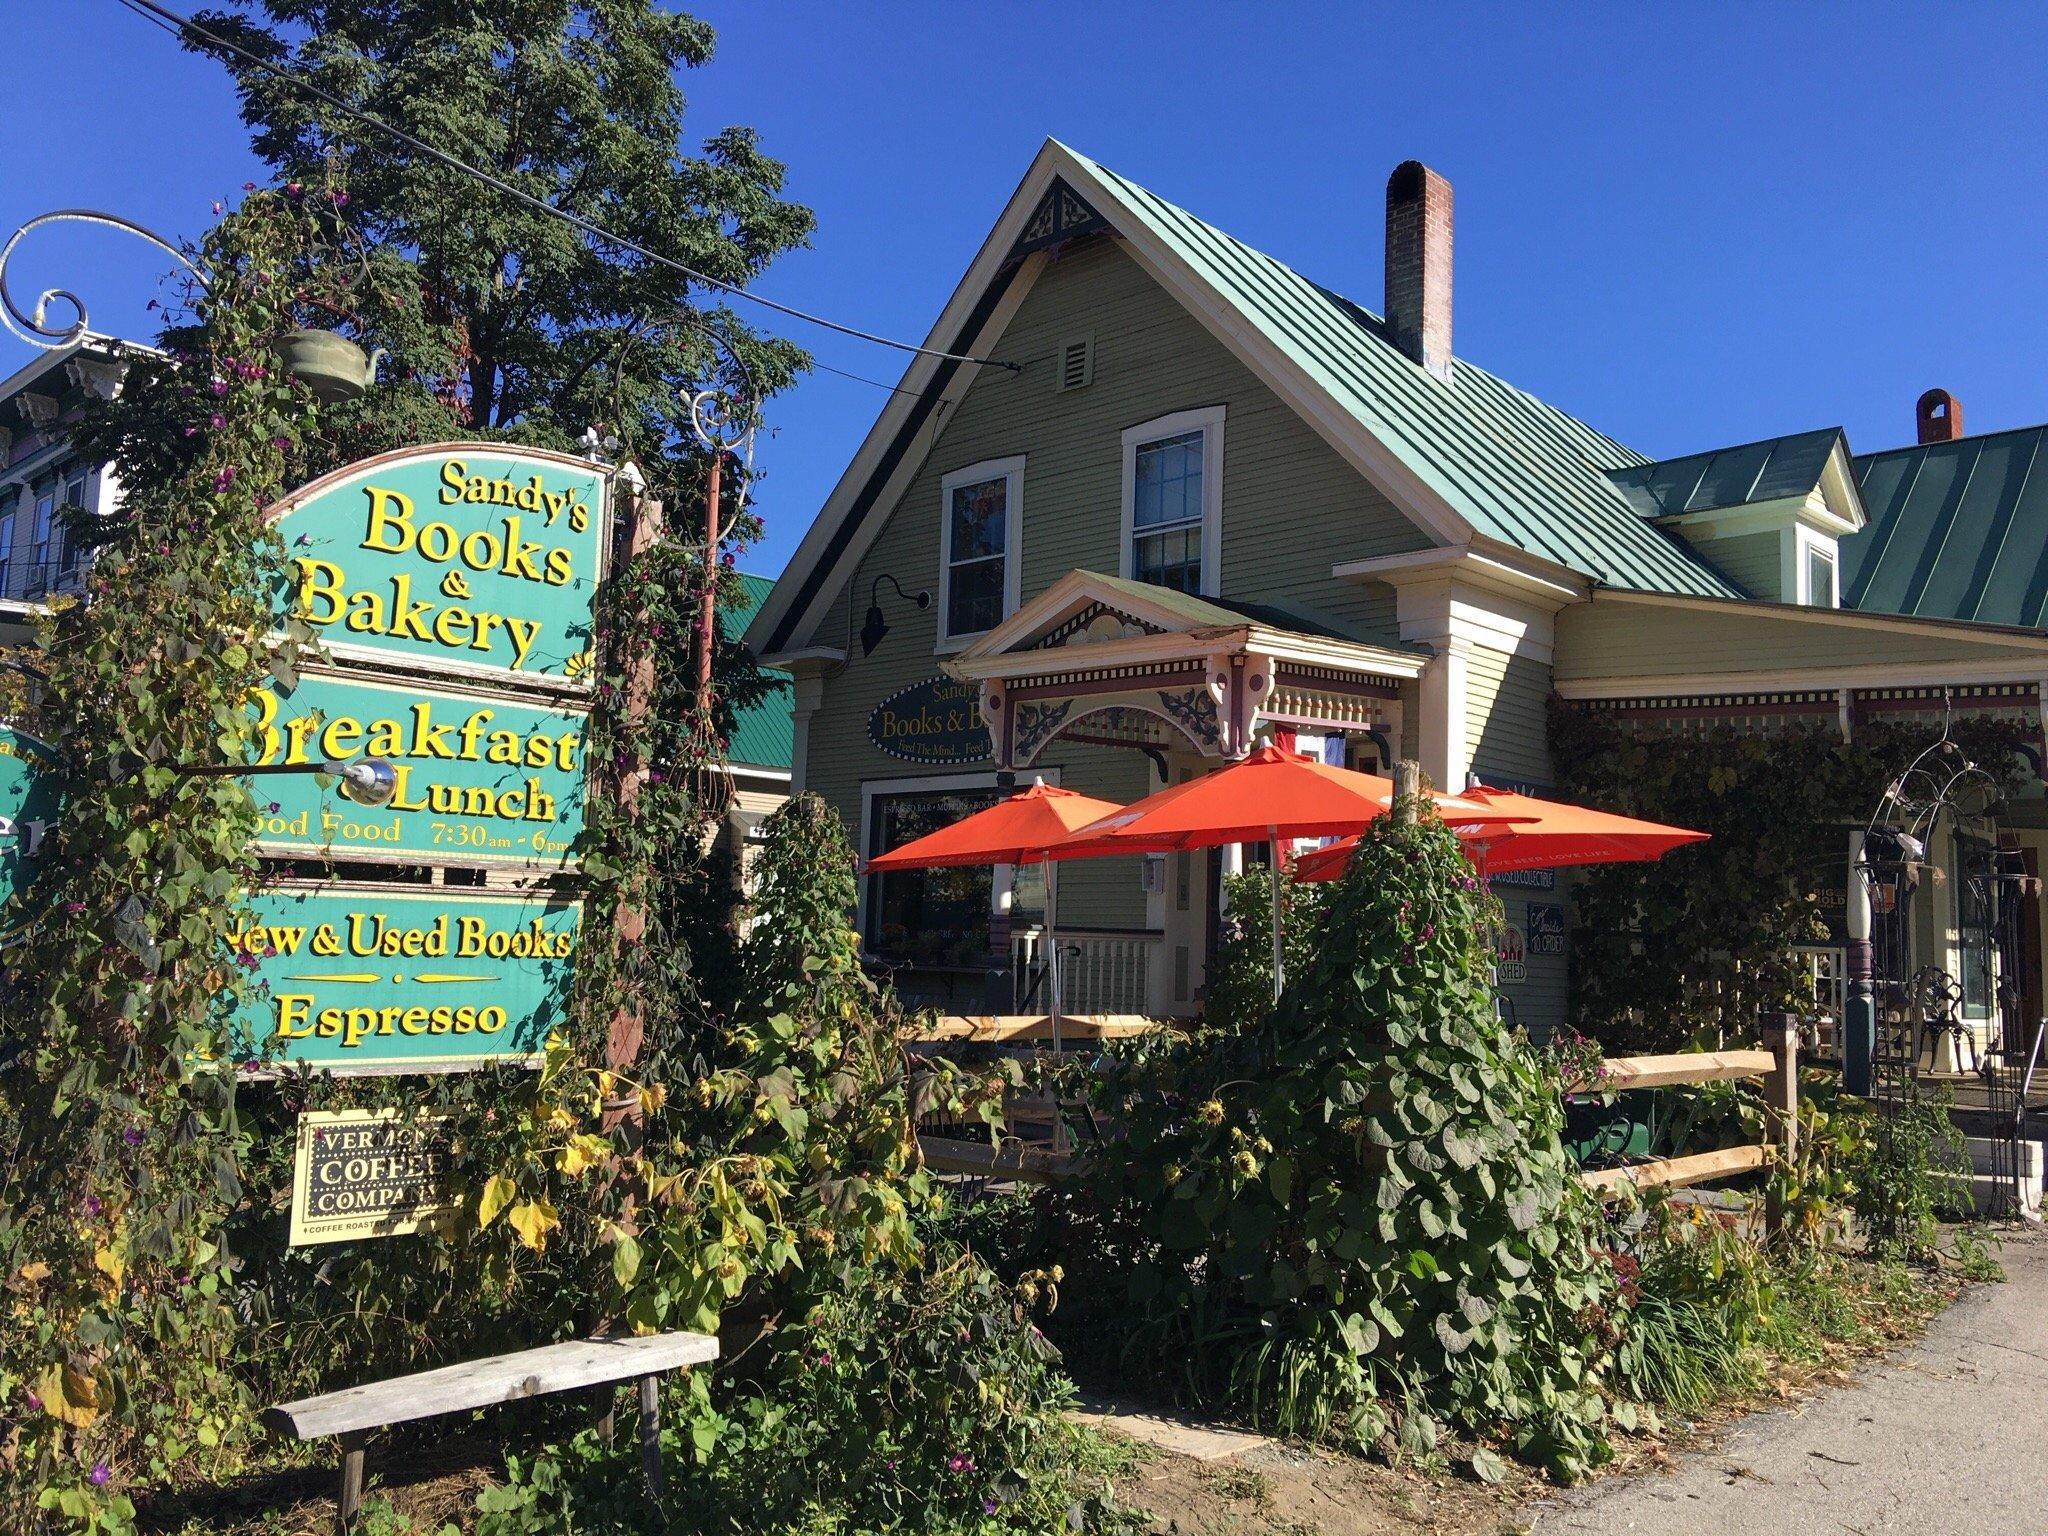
[30,482,58,576]
[1121,406,1224,596]
[937,456,1024,647]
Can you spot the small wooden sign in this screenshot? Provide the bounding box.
[289,1108,460,1246]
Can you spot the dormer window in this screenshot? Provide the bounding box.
[937,457,1024,648]
[1804,542,1837,608]
[1121,406,1225,596]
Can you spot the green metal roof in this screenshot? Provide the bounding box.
[1066,147,1741,601]
[1605,428,1844,520]
[1846,425,2048,627]
[724,572,793,771]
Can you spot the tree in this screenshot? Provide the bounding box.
[184,0,805,735]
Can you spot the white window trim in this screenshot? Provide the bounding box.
[857,767,1060,940]
[1120,405,1225,597]
[1790,523,1839,607]
[936,455,1025,653]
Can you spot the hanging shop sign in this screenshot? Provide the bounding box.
[867,674,991,765]
[1526,903,1567,957]
[1495,923,1528,984]
[0,725,63,922]
[227,884,581,1071]
[269,444,609,691]
[288,1108,459,1246]
[246,668,585,871]
[1491,867,1556,891]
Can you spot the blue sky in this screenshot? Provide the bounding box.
[4,1,2047,579]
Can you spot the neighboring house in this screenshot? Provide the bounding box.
[0,335,146,646]
[717,571,794,882]
[748,140,2048,1036]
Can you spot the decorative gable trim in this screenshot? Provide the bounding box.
[1013,178,1110,260]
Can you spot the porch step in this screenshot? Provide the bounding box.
[1933,1135,2044,1220]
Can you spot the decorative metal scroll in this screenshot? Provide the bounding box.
[0,209,207,351]
[607,313,759,532]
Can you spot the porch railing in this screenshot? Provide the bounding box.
[1010,928,1157,1016]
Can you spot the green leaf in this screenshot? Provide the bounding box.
[613,1233,642,1288]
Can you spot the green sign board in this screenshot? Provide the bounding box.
[227,884,581,1071]
[246,668,586,870]
[0,725,63,922]
[270,444,609,690]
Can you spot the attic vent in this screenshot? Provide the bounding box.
[1055,334,1094,392]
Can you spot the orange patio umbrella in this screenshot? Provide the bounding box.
[1044,744,1533,1000]
[863,781,1127,1051]
[1292,783,1708,885]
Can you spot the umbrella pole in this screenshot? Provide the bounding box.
[1270,826,1285,1004]
[1047,857,1066,1154]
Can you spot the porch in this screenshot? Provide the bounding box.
[863,569,1427,1017]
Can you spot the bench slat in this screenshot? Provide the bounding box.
[264,1332,719,1440]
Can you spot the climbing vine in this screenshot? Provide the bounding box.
[1550,703,2036,1052]
[1074,808,1623,1483]
[0,188,353,1526]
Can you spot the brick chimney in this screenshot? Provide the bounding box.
[1917,388,1963,444]
[1385,160,1453,381]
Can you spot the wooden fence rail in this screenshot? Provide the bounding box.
[911,1014,1802,1232]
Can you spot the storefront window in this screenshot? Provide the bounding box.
[865,786,1044,971]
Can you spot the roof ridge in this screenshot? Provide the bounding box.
[1855,421,2048,461]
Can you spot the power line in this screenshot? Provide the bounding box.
[111,0,1019,373]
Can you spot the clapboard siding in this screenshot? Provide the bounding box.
[1465,645,1554,790]
[1690,530,1780,600]
[1554,598,2048,681]
[798,235,1435,931]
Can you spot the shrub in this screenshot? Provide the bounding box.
[1087,809,1621,1481]
[1203,867,1331,1029]
[1851,1086,1974,1261]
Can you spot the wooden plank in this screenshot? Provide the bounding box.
[904,1014,1169,1043]
[1591,1050,1775,1091]
[1579,1142,1768,1199]
[919,1135,1078,1184]
[264,1332,719,1440]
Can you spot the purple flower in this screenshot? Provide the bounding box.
[983,1499,998,1515]
[88,1463,109,1487]
[211,201,223,215]
[23,1391,41,1412]
[210,379,228,397]
[123,1126,143,1146]
[243,181,257,191]
[213,467,237,492]
[210,414,226,430]
[83,1194,102,1218]
[273,437,291,451]
[268,802,279,813]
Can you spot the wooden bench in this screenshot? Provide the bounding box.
[264,1331,719,1534]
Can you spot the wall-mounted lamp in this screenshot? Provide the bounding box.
[861,572,932,657]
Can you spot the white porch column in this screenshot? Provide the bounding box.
[786,665,827,795]
[1417,636,1471,793]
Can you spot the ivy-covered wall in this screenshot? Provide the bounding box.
[1548,701,2037,1054]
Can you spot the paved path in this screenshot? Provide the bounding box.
[1533,1230,2048,1536]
